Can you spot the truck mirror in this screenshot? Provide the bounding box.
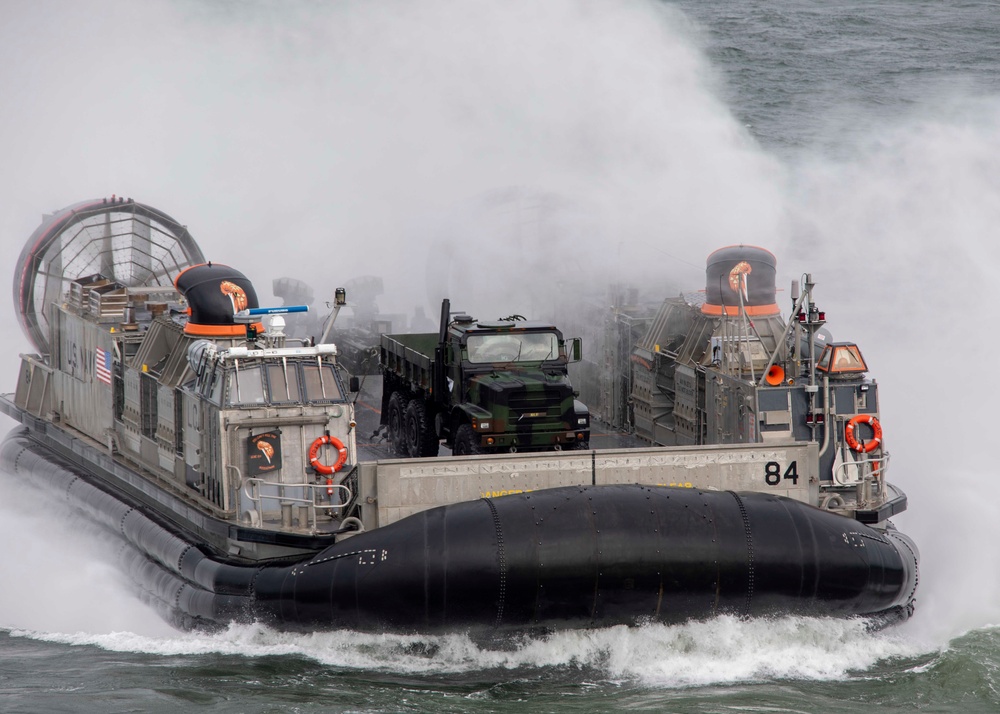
[568,337,583,363]
[349,376,360,392]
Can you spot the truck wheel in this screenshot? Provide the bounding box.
[404,400,439,457]
[387,392,409,456]
[453,424,482,456]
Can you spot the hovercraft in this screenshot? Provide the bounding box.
[0,199,918,635]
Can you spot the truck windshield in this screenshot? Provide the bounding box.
[466,332,559,364]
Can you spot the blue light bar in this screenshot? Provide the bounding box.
[237,305,309,316]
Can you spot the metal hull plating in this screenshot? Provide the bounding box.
[1,429,917,634]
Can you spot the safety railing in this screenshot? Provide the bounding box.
[243,477,353,533]
[831,451,890,508]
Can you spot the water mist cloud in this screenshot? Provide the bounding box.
[779,99,1000,642]
[0,0,783,328]
[0,467,175,636]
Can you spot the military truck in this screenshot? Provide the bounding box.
[379,299,590,456]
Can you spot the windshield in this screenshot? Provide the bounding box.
[221,359,343,405]
[466,332,559,364]
[817,344,868,374]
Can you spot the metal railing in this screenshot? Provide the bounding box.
[831,451,890,509]
[243,477,353,532]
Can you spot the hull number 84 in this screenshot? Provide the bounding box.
[765,460,798,486]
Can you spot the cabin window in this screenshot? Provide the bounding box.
[140,373,158,439]
[209,367,223,404]
[817,343,868,374]
[301,362,342,402]
[227,364,266,405]
[466,332,560,363]
[173,388,184,454]
[835,346,865,370]
[266,361,300,403]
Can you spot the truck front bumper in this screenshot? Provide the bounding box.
[477,429,590,451]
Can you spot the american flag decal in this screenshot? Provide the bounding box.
[95,347,112,386]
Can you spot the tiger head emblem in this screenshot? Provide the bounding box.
[220,280,249,313]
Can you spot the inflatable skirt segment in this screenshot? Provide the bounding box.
[1,431,918,634]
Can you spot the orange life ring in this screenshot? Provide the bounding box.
[845,414,882,453]
[308,434,348,475]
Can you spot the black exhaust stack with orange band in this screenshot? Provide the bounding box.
[701,245,781,317]
[175,263,263,337]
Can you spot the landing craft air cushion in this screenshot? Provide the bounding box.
[0,198,918,634]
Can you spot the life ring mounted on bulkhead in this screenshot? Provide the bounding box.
[308,434,348,475]
[845,414,883,453]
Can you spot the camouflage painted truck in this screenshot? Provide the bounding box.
[379,299,590,456]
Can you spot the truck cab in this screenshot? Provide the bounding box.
[380,302,589,457]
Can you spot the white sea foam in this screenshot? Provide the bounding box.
[9,616,924,687]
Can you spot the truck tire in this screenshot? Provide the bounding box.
[405,400,439,457]
[387,392,409,456]
[453,423,483,456]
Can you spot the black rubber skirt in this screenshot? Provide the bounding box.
[1,431,918,635]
